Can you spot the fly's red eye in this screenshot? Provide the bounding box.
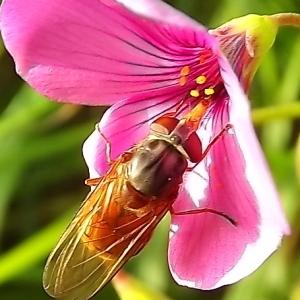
[183,132,203,163]
[150,117,179,135]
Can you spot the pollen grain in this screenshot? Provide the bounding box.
[179,76,187,86]
[180,66,190,76]
[190,90,200,97]
[196,75,206,84]
[204,88,215,96]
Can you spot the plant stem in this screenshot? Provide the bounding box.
[252,102,300,125]
[271,13,300,28]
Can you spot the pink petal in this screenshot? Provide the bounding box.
[116,0,203,29]
[219,56,290,236]
[1,0,210,105]
[168,58,290,289]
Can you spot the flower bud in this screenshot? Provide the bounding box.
[210,14,278,92]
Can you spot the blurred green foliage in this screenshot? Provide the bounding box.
[0,0,300,300]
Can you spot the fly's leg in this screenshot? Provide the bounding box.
[160,97,210,120]
[85,124,114,186]
[158,98,187,119]
[85,177,102,186]
[95,123,114,165]
[201,124,232,159]
[186,123,232,172]
[170,207,237,226]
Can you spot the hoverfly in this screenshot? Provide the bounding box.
[43,99,234,300]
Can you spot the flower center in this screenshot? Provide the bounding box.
[176,50,224,108]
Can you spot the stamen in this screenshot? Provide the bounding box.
[190,90,199,97]
[179,76,186,86]
[204,88,215,96]
[199,55,205,63]
[180,66,190,76]
[196,75,206,84]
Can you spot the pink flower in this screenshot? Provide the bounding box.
[1,0,290,291]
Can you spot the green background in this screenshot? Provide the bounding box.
[0,0,300,299]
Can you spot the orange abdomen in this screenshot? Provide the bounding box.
[82,181,155,258]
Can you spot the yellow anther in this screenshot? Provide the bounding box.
[196,75,206,84]
[180,66,190,76]
[204,88,214,96]
[190,90,200,97]
[179,76,186,86]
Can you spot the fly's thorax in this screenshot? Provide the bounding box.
[126,115,204,198]
[149,116,203,163]
[126,138,188,198]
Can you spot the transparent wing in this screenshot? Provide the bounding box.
[43,158,170,300]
